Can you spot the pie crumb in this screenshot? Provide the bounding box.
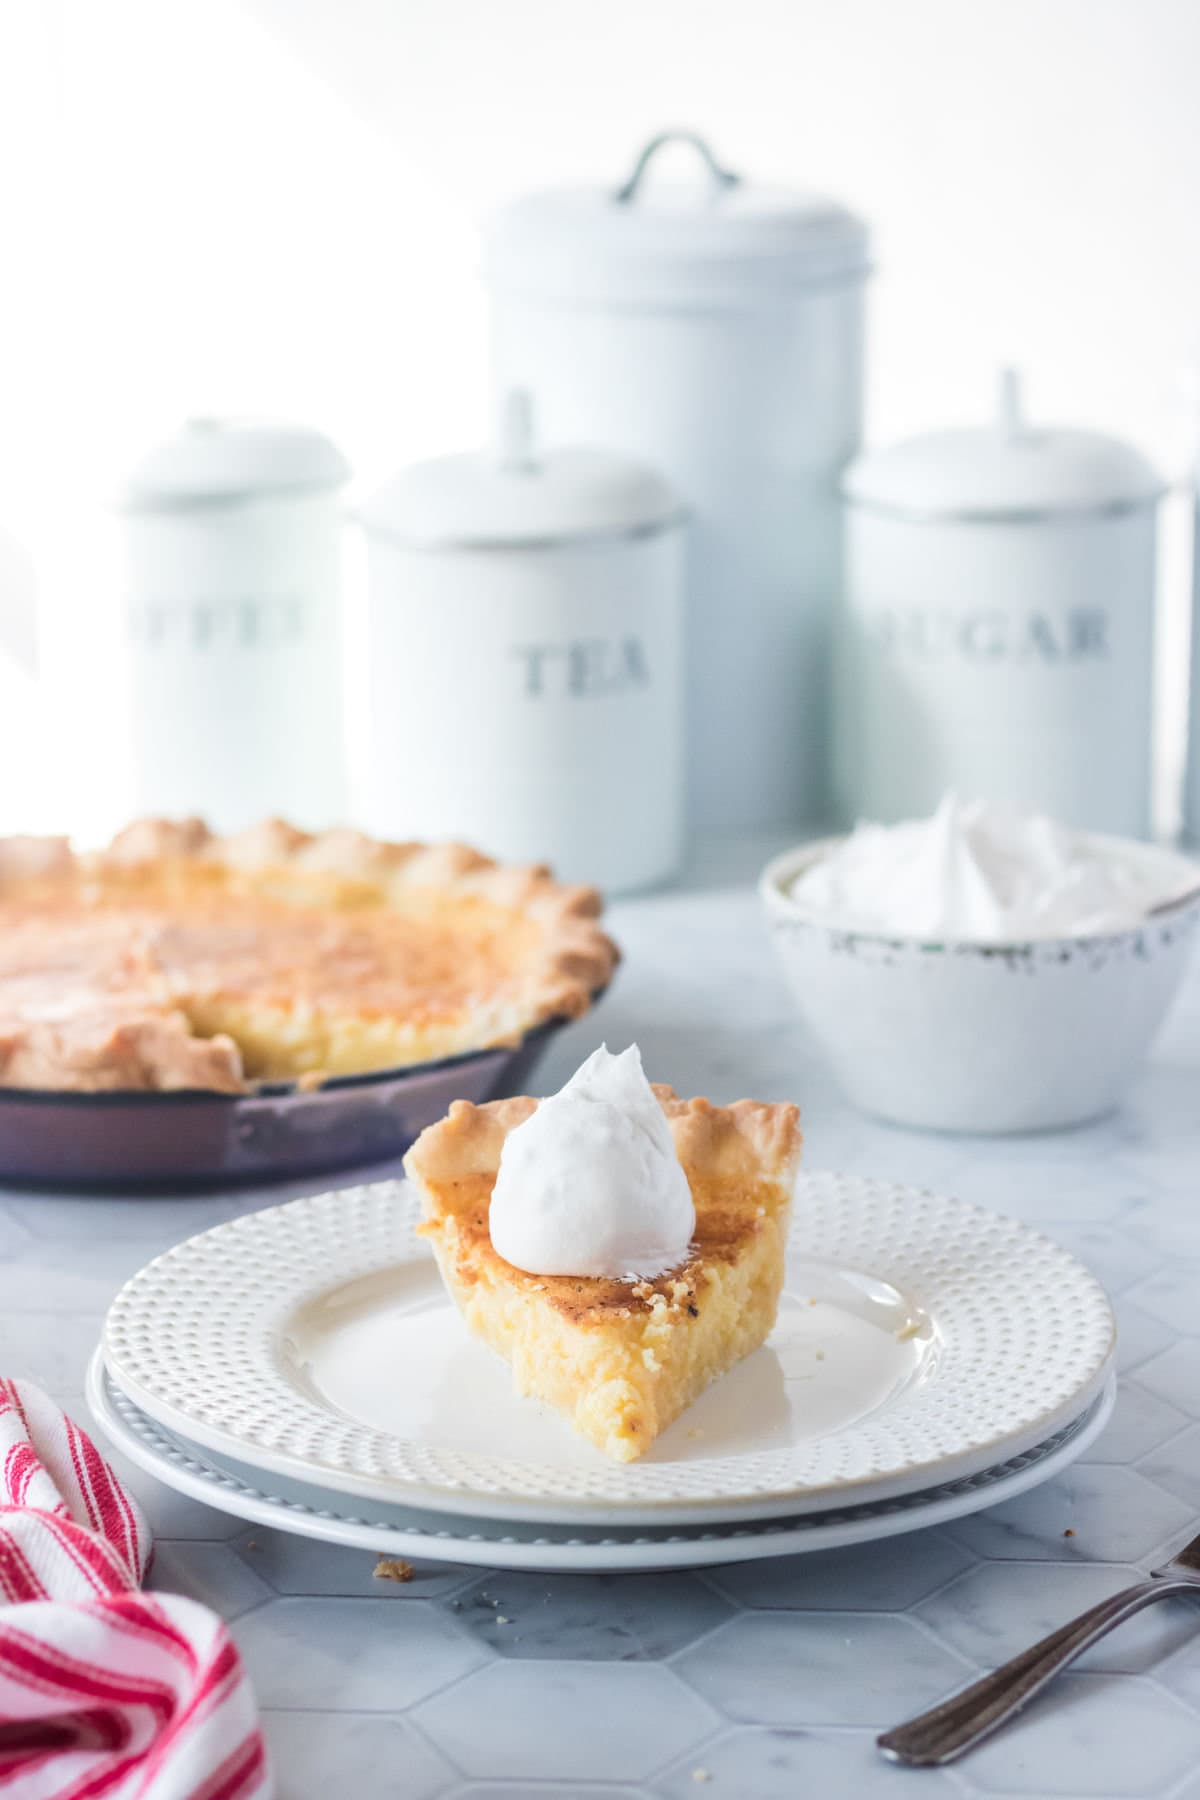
[691,1771,711,1785]
[1063,1527,1076,1538]
[815,1349,825,1361]
[373,1556,415,1583]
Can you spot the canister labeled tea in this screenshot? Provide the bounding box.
[359,396,686,893]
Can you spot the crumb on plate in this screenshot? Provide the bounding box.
[373,1556,415,1583]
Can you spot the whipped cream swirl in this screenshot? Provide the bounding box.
[489,1044,695,1280]
[789,794,1198,943]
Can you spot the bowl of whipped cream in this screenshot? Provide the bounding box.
[760,795,1200,1133]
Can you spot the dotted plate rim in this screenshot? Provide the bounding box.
[101,1172,1117,1525]
[88,1349,1116,1573]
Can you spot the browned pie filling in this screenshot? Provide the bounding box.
[0,821,618,1093]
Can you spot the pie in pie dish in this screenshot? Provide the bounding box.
[405,1086,802,1461]
[0,820,618,1093]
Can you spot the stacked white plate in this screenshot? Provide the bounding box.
[91,1173,1118,1574]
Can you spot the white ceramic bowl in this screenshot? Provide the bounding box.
[760,836,1200,1134]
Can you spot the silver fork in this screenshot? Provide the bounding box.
[878,1530,1200,1766]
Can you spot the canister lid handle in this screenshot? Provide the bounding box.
[614,131,741,204]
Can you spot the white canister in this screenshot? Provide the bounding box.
[486,131,870,832]
[837,374,1164,837]
[1184,462,1200,847]
[119,418,350,832]
[358,398,685,893]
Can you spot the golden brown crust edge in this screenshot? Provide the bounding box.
[0,817,621,1041]
[112,819,619,1026]
[405,1086,803,1201]
[654,1086,803,1186]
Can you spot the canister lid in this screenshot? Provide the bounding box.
[121,417,351,511]
[357,392,684,550]
[486,131,870,306]
[844,372,1164,522]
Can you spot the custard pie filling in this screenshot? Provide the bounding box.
[0,820,619,1092]
[406,1080,802,1462]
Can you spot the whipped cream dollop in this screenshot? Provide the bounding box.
[489,1044,695,1280]
[788,794,1198,943]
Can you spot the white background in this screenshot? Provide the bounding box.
[2,0,1198,837]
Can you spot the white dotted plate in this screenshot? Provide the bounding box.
[102,1173,1116,1527]
[87,1351,1116,1574]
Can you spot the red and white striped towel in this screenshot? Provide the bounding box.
[0,1380,268,1799]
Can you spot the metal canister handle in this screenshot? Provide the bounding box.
[614,131,741,204]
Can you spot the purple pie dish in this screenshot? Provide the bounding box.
[0,1005,599,1192]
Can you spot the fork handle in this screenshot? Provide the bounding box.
[878,1577,1198,1766]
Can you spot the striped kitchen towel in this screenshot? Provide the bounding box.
[0,1380,268,1799]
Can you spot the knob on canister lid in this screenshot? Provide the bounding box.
[844,371,1164,522]
[120,417,350,511]
[356,391,684,550]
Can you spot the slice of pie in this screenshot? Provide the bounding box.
[0,820,618,1092]
[405,1085,802,1462]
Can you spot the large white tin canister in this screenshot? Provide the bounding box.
[119,418,350,832]
[837,374,1163,837]
[486,132,870,831]
[1184,464,1200,847]
[358,398,686,893]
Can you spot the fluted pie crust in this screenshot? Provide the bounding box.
[405,1086,803,1462]
[0,820,618,1093]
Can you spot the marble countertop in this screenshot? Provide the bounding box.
[6,834,1200,1800]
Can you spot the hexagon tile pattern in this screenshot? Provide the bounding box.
[12,869,1200,1799]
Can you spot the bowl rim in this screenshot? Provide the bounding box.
[758,833,1200,956]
